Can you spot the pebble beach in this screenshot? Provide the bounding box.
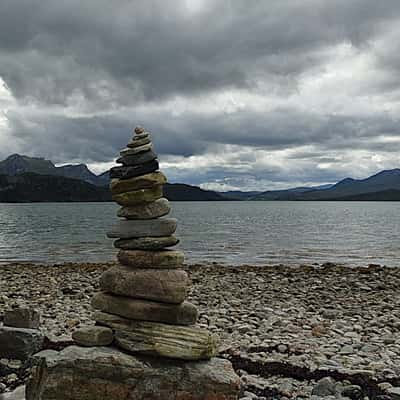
[1,261,400,399]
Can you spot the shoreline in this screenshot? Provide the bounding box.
[1,261,400,398]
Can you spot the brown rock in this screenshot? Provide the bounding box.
[100,266,190,304]
[4,308,40,329]
[110,172,167,195]
[117,249,184,268]
[92,292,198,325]
[112,185,163,206]
[72,326,114,347]
[117,198,170,219]
[134,126,145,134]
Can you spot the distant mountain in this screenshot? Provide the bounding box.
[249,169,400,201]
[0,154,107,186]
[164,183,228,201]
[0,173,111,202]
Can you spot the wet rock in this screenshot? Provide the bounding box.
[26,346,240,400]
[91,292,198,325]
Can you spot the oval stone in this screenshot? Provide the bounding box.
[118,198,170,220]
[107,218,177,239]
[92,293,198,326]
[112,186,163,206]
[100,266,190,303]
[114,236,179,251]
[120,143,153,157]
[109,160,159,180]
[117,150,157,166]
[117,249,184,269]
[110,172,167,195]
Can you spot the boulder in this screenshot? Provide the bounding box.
[112,185,163,206]
[117,249,184,269]
[0,327,44,360]
[114,235,179,250]
[107,218,177,239]
[100,266,190,303]
[26,346,241,400]
[94,311,217,360]
[72,326,114,347]
[109,160,159,180]
[117,150,157,166]
[120,143,153,156]
[92,292,198,325]
[4,308,40,329]
[117,198,170,220]
[110,172,167,195]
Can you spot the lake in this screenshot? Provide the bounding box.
[0,201,399,267]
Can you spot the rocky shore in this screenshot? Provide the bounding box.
[1,261,400,399]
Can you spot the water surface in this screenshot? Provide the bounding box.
[0,201,398,266]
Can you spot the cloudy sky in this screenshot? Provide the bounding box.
[0,0,400,191]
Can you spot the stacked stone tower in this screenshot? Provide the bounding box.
[26,127,240,400]
[91,126,217,359]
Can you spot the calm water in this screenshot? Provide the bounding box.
[0,201,399,267]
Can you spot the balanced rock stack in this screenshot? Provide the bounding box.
[91,126,216,360]
[26,127,240,400]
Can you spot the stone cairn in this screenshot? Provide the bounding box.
[26,127,240,400]
[90,126,216,360]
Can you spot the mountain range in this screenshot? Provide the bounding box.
[0,154,399,202]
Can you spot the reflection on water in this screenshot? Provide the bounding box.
[0,201,399,266]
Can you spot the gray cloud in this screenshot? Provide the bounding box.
[1,0,400,190]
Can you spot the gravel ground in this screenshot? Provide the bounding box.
[1,261,400,399]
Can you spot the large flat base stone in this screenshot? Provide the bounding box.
[26,346,240,400]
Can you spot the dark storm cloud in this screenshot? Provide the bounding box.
[1,0,399,104]
[1,0,400,189]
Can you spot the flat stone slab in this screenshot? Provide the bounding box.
[26,346,240,400]
[107,218,177,239]
[94,311,218,361]
[117,249,184,269]
[0,386,26,400]
[117,198,170,219]
[110,172,167,195]
[109,160,159,180]
[127,135,151,148]
[117,150,157,166]
[4,308,40,329]
[72,326,114,347]
[120,143,153,156]
[100,266,190,303]
[0,326,44,360]
[114,235,179,250]
[112,185,163,206]
[92,292,198,325]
